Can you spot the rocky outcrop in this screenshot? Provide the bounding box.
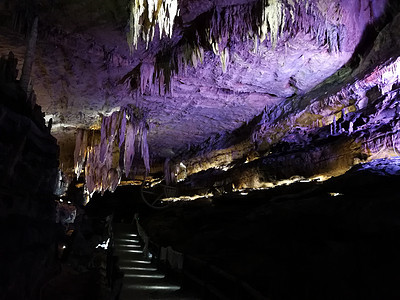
[0,51,60,299]
[166,9,400,191]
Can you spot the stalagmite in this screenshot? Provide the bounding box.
[20,16,38,94]
[349,121,354,135]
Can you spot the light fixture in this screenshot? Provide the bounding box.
[96,238,110,249]
[329,192,343,197]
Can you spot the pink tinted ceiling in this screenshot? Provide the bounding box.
[0,0,387,165]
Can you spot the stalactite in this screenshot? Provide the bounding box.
[99,116,108,163]
[220,47,229,73]
[141,125,150,174]
[124,122,136,177]
[127,0,353,97]
[74,129,90,179]
[260,0,285,48]
[74,129,83,177]
[73,105,150,200]
[119,111,126,147]
[140,62,155,94]
[128,0,180,51]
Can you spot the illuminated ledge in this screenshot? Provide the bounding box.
[161,193,213,202]
[75,177,156,188]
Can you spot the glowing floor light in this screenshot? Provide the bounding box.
[125,284,180,291]
[117,249,144,254]
[115,238,140,243]
[123,233,138,237]
[120,259,151,264]
[118,244,141,248]
[120,266,157,271]
[125,274,165,279]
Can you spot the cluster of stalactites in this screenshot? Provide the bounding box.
[135,45,205,95]
[132,0,349,96]
[74,105,150,197]
[127,0,180,51]
[212,0,346,64]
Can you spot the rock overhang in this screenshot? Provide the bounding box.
[1,0,398,188]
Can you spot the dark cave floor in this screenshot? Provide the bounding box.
[138,158,400,300]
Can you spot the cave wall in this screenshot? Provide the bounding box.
[0,53,61,299]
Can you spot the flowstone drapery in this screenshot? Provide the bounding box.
[74,105,150,197]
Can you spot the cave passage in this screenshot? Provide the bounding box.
[1,0,400,299]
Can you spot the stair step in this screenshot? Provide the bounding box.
[113,223,200,299]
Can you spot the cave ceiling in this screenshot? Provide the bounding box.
[0,0,390,174]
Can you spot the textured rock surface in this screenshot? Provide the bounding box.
[0,0,390,178]
[0,98,60,299]
[169,5,400,187]
[0,45,62,299]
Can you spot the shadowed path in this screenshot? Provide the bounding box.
[113,223,201,300]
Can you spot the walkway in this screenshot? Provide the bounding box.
[113,223,200,300]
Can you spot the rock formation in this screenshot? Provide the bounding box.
[1,0,400,298]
